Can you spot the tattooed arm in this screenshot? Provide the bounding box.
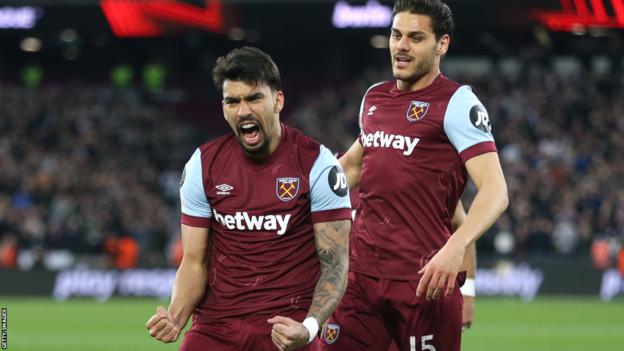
[308,219,351,323]
[269,219,351,351]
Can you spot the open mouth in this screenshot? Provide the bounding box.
[394,55,412,69]
[238,120,262,146]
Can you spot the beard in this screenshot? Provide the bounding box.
[234,120,272,161]
[237,132,269,158]
[392,50,436,84]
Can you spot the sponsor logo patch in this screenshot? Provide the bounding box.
[328,166,348,197]
[323,323,340,344]
[215,184,234,196]
[276,177,300,202]
[360,131,420,156]
[406,100,429,122]
[212,209,291,236]
[470,105,492,133]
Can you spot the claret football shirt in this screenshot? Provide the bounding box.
[180,124,351,321]
[351,75,497,280]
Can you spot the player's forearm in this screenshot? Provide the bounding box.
[451,201,466,231]
[309,220,351,324]
[338,156,361,189]
[452,201,475,276]
[451,181,508,249]
[339,140,364,189]
[168,259,208,328]
[309,263,349,325]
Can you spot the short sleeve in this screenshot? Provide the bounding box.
[309,145,352,223]
[443,85,497,163]
[180,148,212,227]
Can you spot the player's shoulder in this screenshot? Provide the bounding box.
[282,124,324,172]
[447,85,482,111]
[283,124,321,153]
[442,78,494,140]
[197,133,236,157]
[436,75,466,97]
[187,133,238,172]
[358,81,392,125]
[438,74,462,88]
[364,80,394,96]
[439,75,483,100]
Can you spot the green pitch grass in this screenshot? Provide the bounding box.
[1,297,623,351]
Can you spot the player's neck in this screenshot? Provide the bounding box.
[266,123,282,156]
[397,68,441,92]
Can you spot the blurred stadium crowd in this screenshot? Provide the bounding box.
[1,57,623,270]
[0,84,203,268]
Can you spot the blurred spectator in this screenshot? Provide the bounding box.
[592,239,611,269]
[168,237,183,268]
[0,235,17,268]
[104,234,139,270]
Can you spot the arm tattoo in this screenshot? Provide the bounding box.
[308,219,351,325]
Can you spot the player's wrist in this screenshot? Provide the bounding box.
[166,305,188,329]
[302,317,319,344]
[449,229,472,249]
[460,278,476,297]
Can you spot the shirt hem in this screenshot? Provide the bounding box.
[181,214,212,228]
[459,141,497,163]
[311,208,352,223]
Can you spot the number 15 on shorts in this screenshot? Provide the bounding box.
[410,335,436,351]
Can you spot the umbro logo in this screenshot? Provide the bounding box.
[367,105,377,116]
[216,184,233,192]
[216,184,233,195]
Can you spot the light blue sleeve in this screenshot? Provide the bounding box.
[180,148,212,218]
[443,85,495,153]
[310,145,351,213]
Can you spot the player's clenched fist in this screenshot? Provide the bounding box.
[145,306,181,343]
[267,316,309,351]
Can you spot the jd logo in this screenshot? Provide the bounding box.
[328,166,348,197]
[470,105,492,133]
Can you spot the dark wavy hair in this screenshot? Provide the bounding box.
[392,0,454,40]
[212,46,282,94]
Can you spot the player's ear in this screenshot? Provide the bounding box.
[274,90,284,113]
[437,34,450,55]
[222,100,228,120]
